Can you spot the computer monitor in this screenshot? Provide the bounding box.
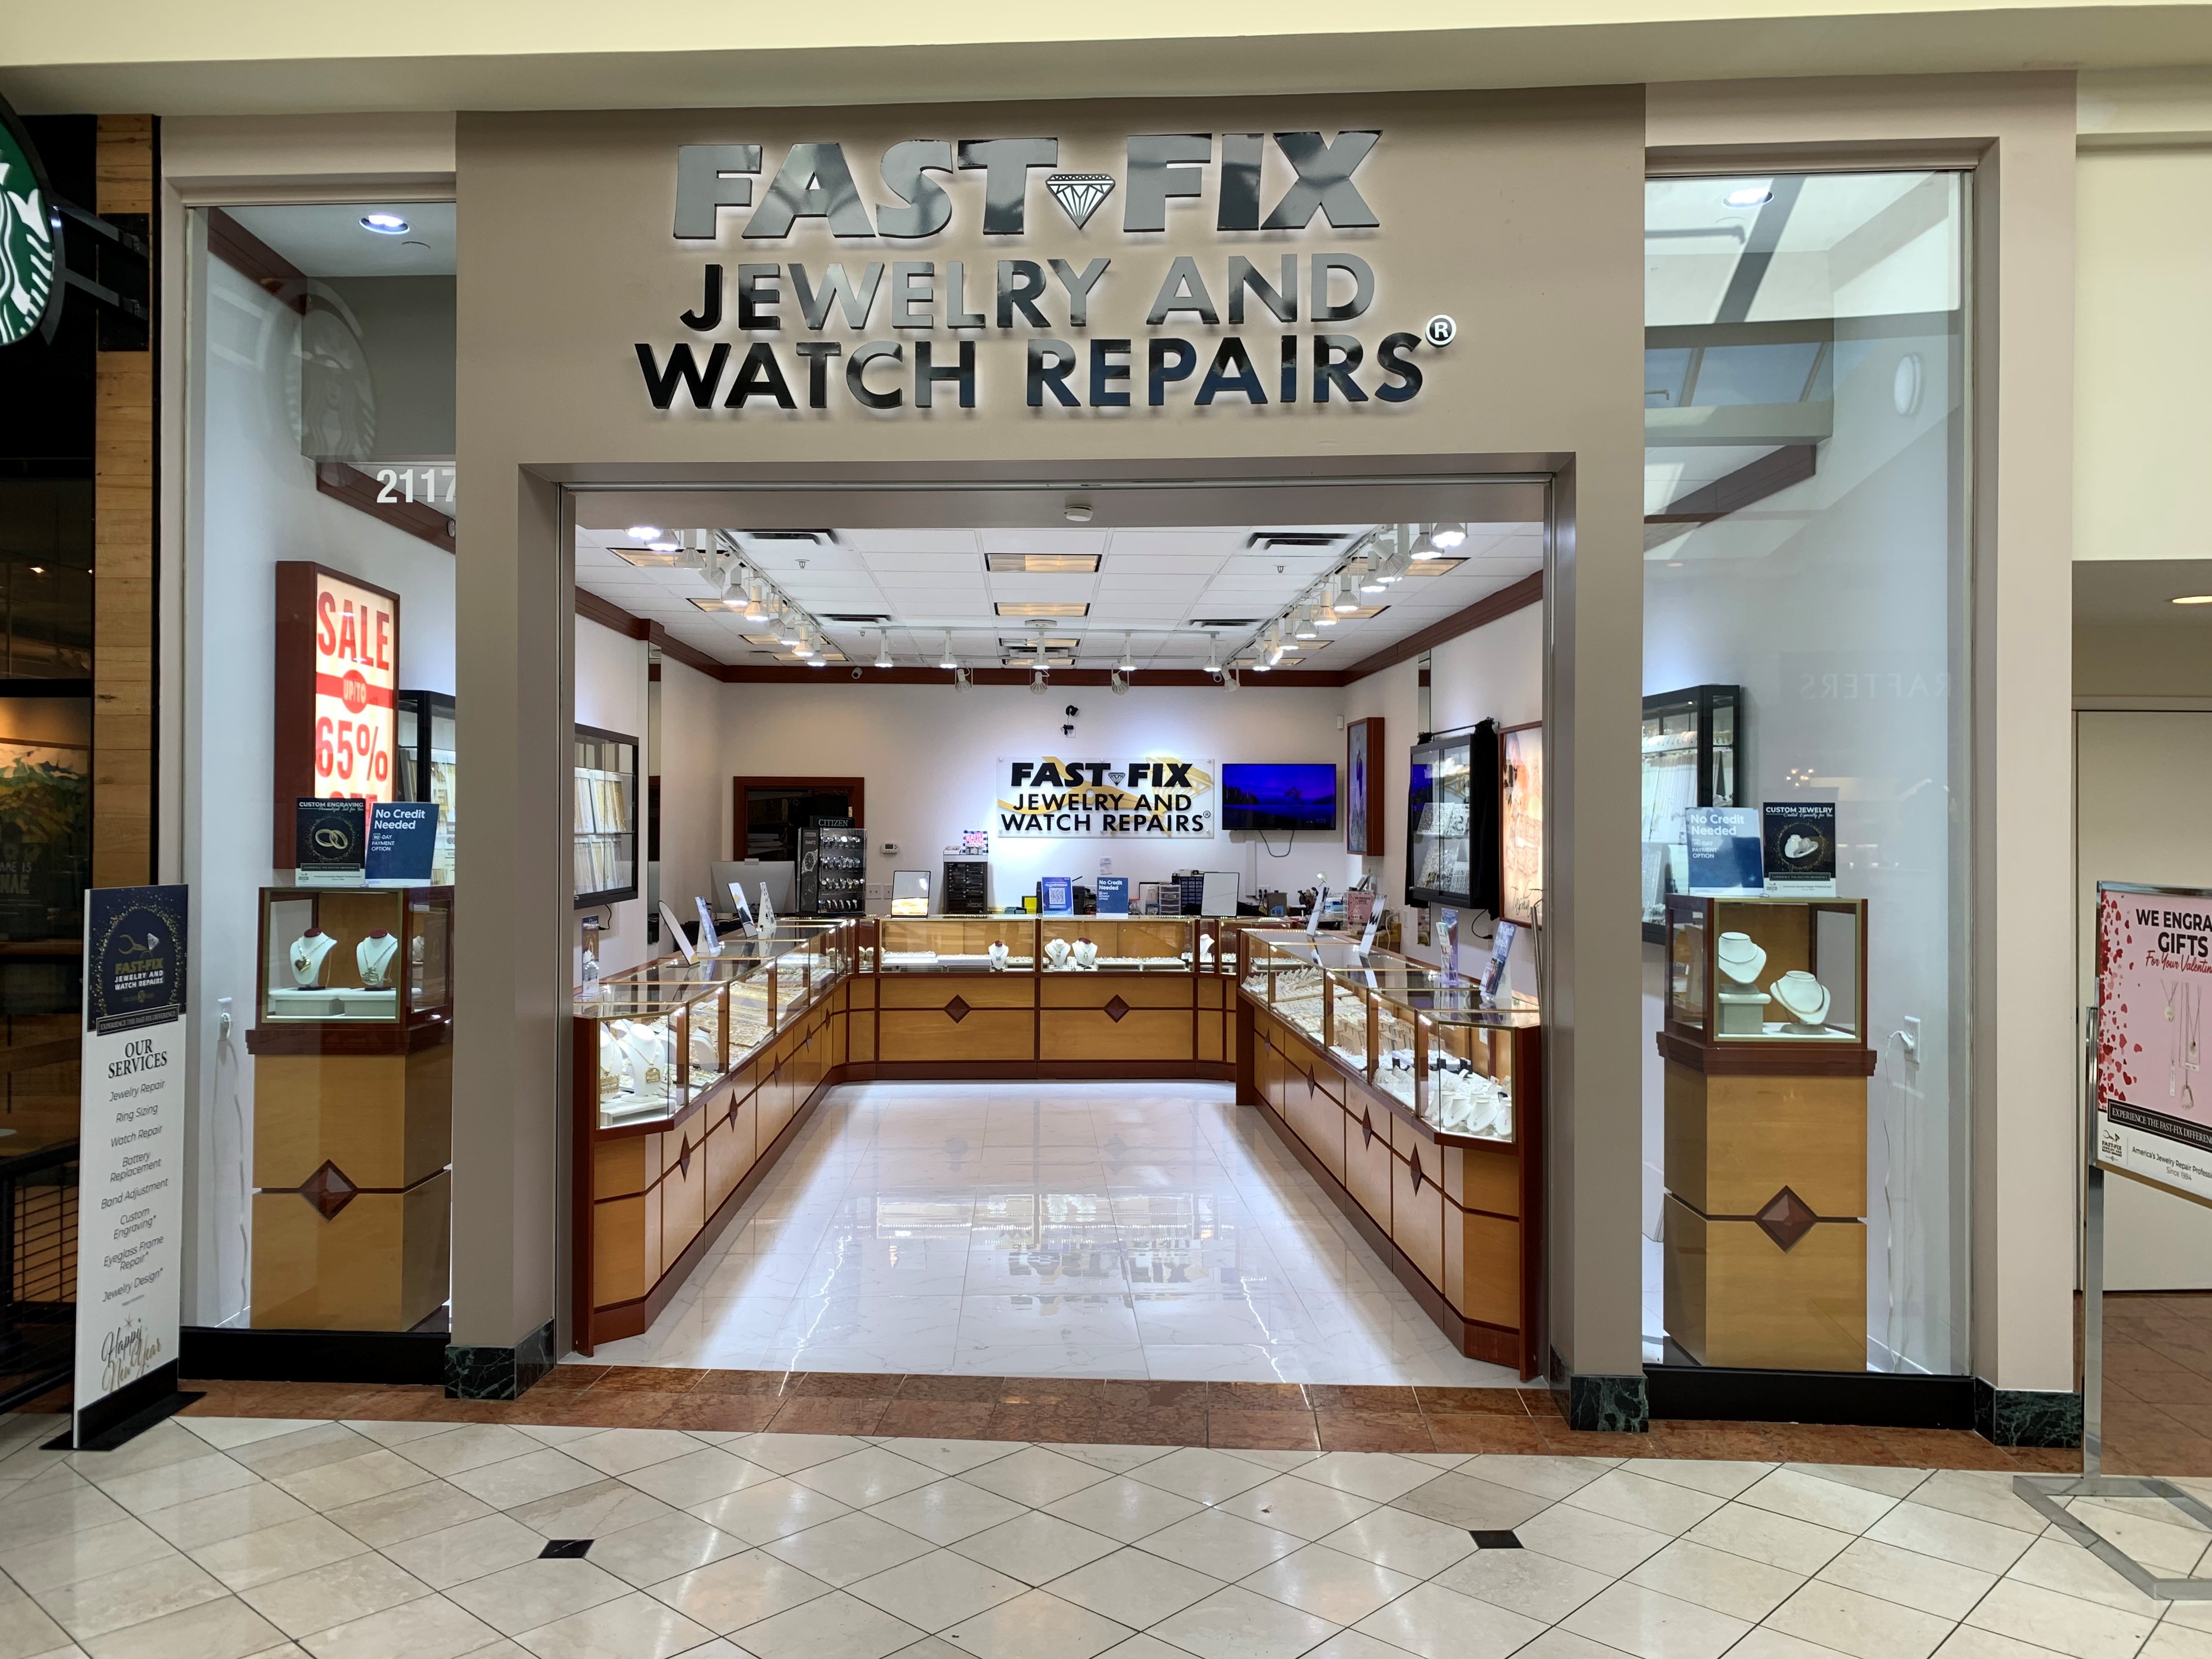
[710,859,794,916]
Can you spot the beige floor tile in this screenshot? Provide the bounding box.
[507,1479,678,1541]
[1431,1544,1615,1624]
[1864,1502,2040,1575]
[187,1515,370,1592]
[320,1481,495,1549]
[0,1517,178,1593]
[845,1549,1029,1630]
[1319,1504,1483,1578]
[958,1448,1113,1509]
[268,1451,433,1514]
[1239,1543,1418,1626]
[736,1436,874,1477]
[444,1451,602,1510]
[1215,1475,1376,1543]
[952,1510,1120,1585]
[1728,1631,1858,1658]
[761,1511,936,1587]
[94,1455,262,1517]
[1516,1503,1675,1578]
[1734,1469,1901,1537]
[389,1426,543,1480]
[1558,1581,1751,1659]
[644,1547,832,1634]
[75,1593,285,1659]
[2062,1499,2212,1577]
[226,1426,380,1482]
[2144,1626,2212,1659]
[938,1587,1131,1659]
[1048,1545,1225,1628]
[1815,1536,1994,1621]
[182,1419,332,1454]
[1461,1457,1615,1503]
[0,1575,71,1659]
[1352,1579,1549,1659]
[881,1441,1028,1479]
[559,1430,706,1480]
[1563,1470,1727,1538]
[1963,1578,2158,1659]
[1625,1538,1805,1623]
[295,1592,505,1659]
[511,1589,713,1659]
[337,1419,463,1449]
[791,1448,945,1510]
[1290,1453,1438,1504]
[1932,1629,2076,1658]
[1786,1463,1930,1500]
[1131,1507,1302,1581]
[1126,1448,1277,1506]
[1680,1502,1853,1576]
[1907,1472,2053,1535]
[379,1514,550,1591]
[619,1448,775,1509]
[731,1588,927,1659]
[1394,1472,1555,1533]
[443,1558,633,1637]
[1634,1460,1774,1500]
[1765,1578,1956,1659]
[0,1487,130,1554]
[870,1478,1030,1546]
[1041,1476,1203,1545]
[142,1485,320,1551]
[32,1552,229,1640]
[685,1477,851,1546]
[586,1511,746,1588]
[235,1552,430,1639]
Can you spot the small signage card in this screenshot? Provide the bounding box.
[74,885,190,1447]
[296,798,366,885]
[1306,885,1329,939]
[1485,920,1519,1003]
[1096,876,1130,916]
[962,829,989,855]
[694,896,721,956]
[726,881,755,931]
[365,802,438,882]
[1685,807,1764,896]
[1039,876,1074,916]
[1762,803,1838,896]
[1439,906,1463,982]
[658,900,697,964]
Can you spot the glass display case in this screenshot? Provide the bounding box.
[877,917,1036,972]
[797,822,865,916]
[257,885,453,1025]
[579,988,693,1126]
[1419,992,1539,1142]
[1407,724,1499,912]
[1243,931,1328,1043]
[396,689,457,887]
[1664,894,1866,1046]
[1641,685,1742,937]
[574,725,638,906]
[1038,916,1194,970]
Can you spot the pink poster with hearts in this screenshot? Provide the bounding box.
[2095,884,2212,1200]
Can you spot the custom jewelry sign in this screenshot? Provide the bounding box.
[994,757,1217,838]
[74,885,189,1445]
[2095,882,2212,1203]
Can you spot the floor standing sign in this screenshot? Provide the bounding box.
[67,885,191,1448]
[2014,881,2212,1599]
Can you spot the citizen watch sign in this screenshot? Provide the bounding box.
[638,131,1445,415]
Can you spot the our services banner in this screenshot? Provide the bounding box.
[74,884,188,1443]
[994,756,1217,839]
[2095,882,2212,1203]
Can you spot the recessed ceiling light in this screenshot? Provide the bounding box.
[1724,187,1773,208]
[985,552,1102,573]
[613,548,689,567]
[687,597,748,611]
[28,565,46,574]
[360,213,410,234]
[2172,594,2212,606]
[995,601,1090,618]
[1404,557,1466,576]
[647,539,680,554]
[627,524,664,540]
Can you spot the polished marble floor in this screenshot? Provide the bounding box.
[583,1081,1521,1388]
[0,1403,2193,1659]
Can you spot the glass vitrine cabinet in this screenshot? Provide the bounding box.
[1039,916,1194,971]
[257,885,453,1026]
[1664,894,1866,1046]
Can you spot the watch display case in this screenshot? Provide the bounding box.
[797,822,865,916]
[574,725,638,906]
[395,689,457,887]
[1664,894,1866,1046]
[1641,685,1742,937]
[257,885,453,1025]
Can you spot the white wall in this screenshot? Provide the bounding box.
[708,679,1362,912]
[575,617,648,974]
[182,252,456,1327]
[656,655,725,929]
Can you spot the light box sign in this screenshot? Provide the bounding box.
[995,756,1217,839]
[273,563,403,868]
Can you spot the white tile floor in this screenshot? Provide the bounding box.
[580,1081,1521,1387]
[2,1408,2202,1659]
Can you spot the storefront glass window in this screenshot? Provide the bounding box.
[181,203,457,1337]
[1643,173,1969,1376]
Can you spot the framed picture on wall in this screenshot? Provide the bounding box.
[1502,720,1543,927]
[1346,716,1384,855]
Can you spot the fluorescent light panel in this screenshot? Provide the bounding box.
[995,601,1090,617]
[985,552,1103,573]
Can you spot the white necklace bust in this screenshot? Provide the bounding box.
[357,930,399,989]
[290,929,335,988]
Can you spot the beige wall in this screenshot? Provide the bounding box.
[453,89,1649,1365]
[2076,625,2212,701]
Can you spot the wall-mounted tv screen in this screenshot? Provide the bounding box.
[1222,763,1339,832]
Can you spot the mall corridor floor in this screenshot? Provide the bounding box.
[582,1080,1522,1387]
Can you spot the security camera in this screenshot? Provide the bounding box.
[1061,723,1076,736]
[1064,705,1079,717]
[849,667,862,680]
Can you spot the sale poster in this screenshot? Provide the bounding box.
[2095,882,2212,1201]
[312,570,399,805]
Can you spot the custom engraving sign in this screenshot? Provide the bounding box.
[995,756,1217,838]
[73,885,189,1445]
[641,131,1446,414]
[2096,882,2212,1203]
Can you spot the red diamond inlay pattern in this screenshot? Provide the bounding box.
[298,1159,357,1221]
[1104,996,1131,1022]
[1756,1185,1819,1252]
[1361,1109,1376,1147]
[1409,1149,1425,1192]
[678,1135,693,1177]
[945,995,972,1023]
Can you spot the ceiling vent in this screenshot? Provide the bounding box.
[822,613,890,623]
[1246,532,1342,550]
[1192,618,1261,629]
[745,529,837,544]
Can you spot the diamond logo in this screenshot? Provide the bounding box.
[1047,173,1115,229]
[945,995,972,1023]
[1108,771,1124,786]
[1755,1186,1819,1252]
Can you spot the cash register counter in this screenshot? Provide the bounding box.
[573,916,1542,1377]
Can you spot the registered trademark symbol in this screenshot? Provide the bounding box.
[1424,314,1457,348]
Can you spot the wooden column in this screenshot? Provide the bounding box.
[92,115,155,887]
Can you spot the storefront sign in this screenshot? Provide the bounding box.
[0,94,62,348]
[74,885,189,1445]
[995,756,1218,838]
[2095,882,2212,1202]
[642,132,1444,415]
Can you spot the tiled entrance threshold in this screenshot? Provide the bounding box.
[0,1404,2176,1659]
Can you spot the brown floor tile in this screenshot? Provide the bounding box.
[792,1372,902,1398]
[521,1391,696,1428]
[765,1396,889,1435]
[654,1395,783,1432]
[1757,1423,1911,1465]
[1868,1429,2016,1470]
[996,1378,1108,1406]
[1091,1407,1209,1446]
[1315,1410,1435,1453]
[1517,1388,1566,1419]
[893,1375,1003,1403]
[1534,1425,1656,1457]
[2005,1446,2088,1473]
[1642,1424,1783,1461]
[2118,1369,2212,1408]
[1305,1385,1423,1413]
[873,1401,997,1439]
[534,1365,606,1392]
[984,1404,1105,1441]
[591,1366,707,1395]
[1206,1410,1322,1451]
[1209,1383,1313,1412]
[693,1369,804,1397]
[2108,1435,2212,1476]
[1101,1380,1207,1410]
[1424,1414,1549,1453]
[1415,1387,1527,1417]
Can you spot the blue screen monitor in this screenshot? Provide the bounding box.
[1222,763,1338,832]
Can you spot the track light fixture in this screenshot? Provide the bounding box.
[1203,636,1222,676]
[1431,521,1468,550]
[1030,667,1049,695]
[953,666,973,691]
[938,633,958,671]
[1293,611,1319,640]
[776,611,804,647]
[1110,670,1130,695]
[1116,635,1136,674]
[1332,576,1359,614]
[874,632,894,669]
[1359,552,1387,593]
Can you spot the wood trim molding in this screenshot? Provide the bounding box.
[315,463,455,554]
[206,205,307,312]
[575,587,645,640]
[1336,571,1544,683]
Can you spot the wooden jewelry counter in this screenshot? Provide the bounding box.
[1237,933,1545,1377]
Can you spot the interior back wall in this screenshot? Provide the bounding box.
[707,680,1361,913]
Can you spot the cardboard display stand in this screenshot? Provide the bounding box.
[2014,881,2212,1600]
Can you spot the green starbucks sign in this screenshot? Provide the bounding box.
[0,95,61,348]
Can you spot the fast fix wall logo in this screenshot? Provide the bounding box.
[639,132,1452,415]
[995,756,1218,838]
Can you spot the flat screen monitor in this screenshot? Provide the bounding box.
[711,859,794,915]
[1222,763,1339,832]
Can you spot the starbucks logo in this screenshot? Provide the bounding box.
[0,111,59,348]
